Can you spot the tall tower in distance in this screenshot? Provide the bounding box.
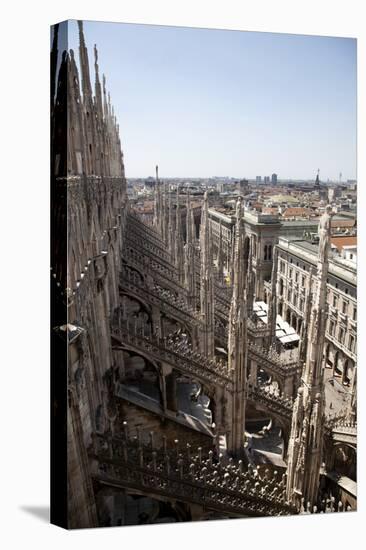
[271,173,278,185]
[315,168,320,189]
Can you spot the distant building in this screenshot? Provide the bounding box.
[328,187,341,202]
[256,176,262,184]
[271,173,278,185]
[264,176,270,184]
[145,176,155,188]
[281,207,311,219]
[276,236,356,386]
[238,178,249,196]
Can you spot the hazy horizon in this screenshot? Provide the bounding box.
[67,20,357,181]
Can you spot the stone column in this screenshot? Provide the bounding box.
[151,306,162,339]
[166,370,178,412]
[249,359,258,387]
[284,375,294,398]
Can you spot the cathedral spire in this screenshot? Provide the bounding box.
[94,44,103,121]
[167,188,174,256]
[162,181,168,244]
[102,74,108,120]
[227,197,248,456]
[77,21,93,102]
[267,245,278,348]
[174,186,184,280]
[153,165,159,229]
[216,220,224,285]
[299,267,314,365]
[199,191,215,358]
[184,191,196,309]
[286,206,333,508]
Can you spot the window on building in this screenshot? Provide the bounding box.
[287,289,291,302]
[302,275,305,286]
[329,321,334,335]
[333,295,338,308]
[353,307,357,321]
[279,279,284,296]
[300,298,304,311]
[342,301,348,314]
[295,271,299,283]
[339,328,345,344]
[349,335,355,353]
[289,268,293,279]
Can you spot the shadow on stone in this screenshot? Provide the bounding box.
[20,506,49,523]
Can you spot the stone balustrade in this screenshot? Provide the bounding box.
[90,427,296,517]
[90,427,352,517]
[111,322,233,389]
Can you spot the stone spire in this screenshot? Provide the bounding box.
[102,74,109,120]
[199,191,215,358]
[299,267,314,365]
[286,206,333,509]
[216,221,224,285]
[227,197,248,456]
[174,186,184,280]
[229,226,236,285]
[347,364,357,421]
[157,166,164,236]
[267,245,278,348]
[167,188,174,257]
[93,44,104,175]
[246,235,255,316]
[162,182,168,244]
[77,21,93,102]
[184,191,196,309]
[77,20,98,175]
[153,165,163,234]
[94,45,103,122]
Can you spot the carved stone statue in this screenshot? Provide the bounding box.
[318,205,332,260]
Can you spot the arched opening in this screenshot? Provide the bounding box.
[297,317,302,334]
[334,351,342,377]
[243,236,250,262]
[176,375,214,428]
[343,358,353,386]
[290,312,296,330]
[121,350,162,404]
[325,343,331,368]
[332,444,357,481]
[268,245,272,261]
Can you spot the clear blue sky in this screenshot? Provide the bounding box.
[67,19,356,180]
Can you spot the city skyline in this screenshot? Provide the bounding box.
[68,20,357,180]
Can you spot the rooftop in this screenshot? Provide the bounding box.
[331,236,357,252]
